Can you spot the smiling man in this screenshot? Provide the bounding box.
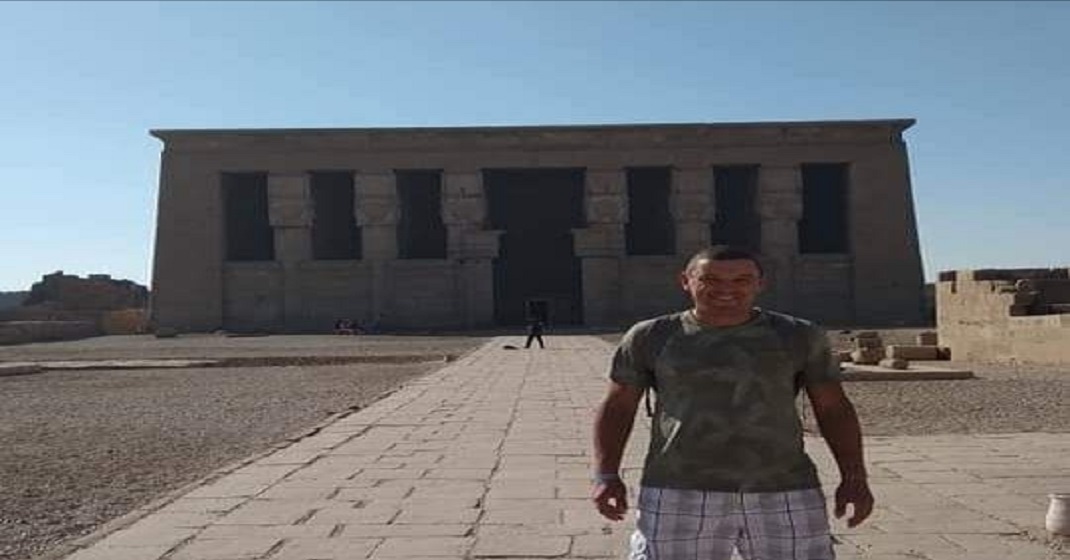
[592,246,872,560]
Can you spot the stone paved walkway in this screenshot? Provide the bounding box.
[60,337,1068,560]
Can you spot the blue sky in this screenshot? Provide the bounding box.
[1,1,1068,291]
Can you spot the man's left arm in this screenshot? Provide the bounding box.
[806,382,874,528]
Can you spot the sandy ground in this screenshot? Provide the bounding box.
[0,336,485,560]
[2,331,1067,560]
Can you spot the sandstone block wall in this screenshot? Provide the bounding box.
[0,321,99,346]
[937,268,1070,364]
[150,120,925,332]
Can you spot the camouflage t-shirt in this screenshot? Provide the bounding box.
[609,308,842,492]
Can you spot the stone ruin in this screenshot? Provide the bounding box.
[938,268,1070,364]
[850,331,885,365]
[843,330,949,370]
[0,272,149,345]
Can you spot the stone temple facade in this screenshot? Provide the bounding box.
[149,120,924,332]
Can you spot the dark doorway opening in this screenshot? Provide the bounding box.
[485,169,586,326]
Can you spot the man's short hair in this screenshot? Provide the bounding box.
[684,245,765,277]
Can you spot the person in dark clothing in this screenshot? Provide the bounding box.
[525,320,545,349]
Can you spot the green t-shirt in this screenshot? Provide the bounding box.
[609,308,841,492]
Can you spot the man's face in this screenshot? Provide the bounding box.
[680,258,764,315]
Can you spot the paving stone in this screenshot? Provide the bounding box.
[422,468,494,480]
[197,524,333,539]
[940,533,1055,557]
[843,534,965,555]
[65,545,175,560]
[491,468,559,481]
[334,485,415,502]
[308,505,400,525]
[571,534,629,557]
[155,498,245,515]
[487,481,556,500]
[182,476,275,499]
[215,502,318,525]
[403,482,486,501]
[351,468,428,480]
[898,470,981,484]
[556,480,595,499]
[255,484,338,501]
[270,537,379,560]
[55,338,1070,560]
[168,536,280,560]
[371,537,474,557]
[872,518,1023,534]
[482,506,560,525]
[92,524,200,549]
[472,534,571,557]
[340,524,473,538]
[393,507,481,524]
[562,508,615,531]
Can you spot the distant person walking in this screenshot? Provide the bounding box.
[525,319,545,349]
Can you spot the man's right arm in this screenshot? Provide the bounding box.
[591,380,644,521]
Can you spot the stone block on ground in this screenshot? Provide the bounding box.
[886,345,940,360]
[851,348,884,365]
[917,331,938,346]
[155,327,179,338]
[879,358,909,370]
[855,337,884,349]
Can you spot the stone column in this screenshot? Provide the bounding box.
[443,170,499,328]
[672,167,714,256]
[573,169,627,326]
[268,173,312,330]
[355,171,398,322]
[757,165,803,312]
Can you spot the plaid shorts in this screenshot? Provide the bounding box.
[629,486,834,560]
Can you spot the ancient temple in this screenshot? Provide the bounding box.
[149,120,924,332]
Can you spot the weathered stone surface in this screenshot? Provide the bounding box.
[917,331,938,345]
[0,320,99,345]
[938,267,1070,364]
[155,326,178,338]
[851,348,885,365]
[151,121,925,331]
[856,337,884,349]
[48,339,1065,560]
[878,357,909,370]
[886,345,940,361]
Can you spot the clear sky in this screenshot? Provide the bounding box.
[1,1,1068,291]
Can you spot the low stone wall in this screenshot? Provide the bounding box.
[100,309,149,335]
[0,321,99,346]
[937,268,1070,364]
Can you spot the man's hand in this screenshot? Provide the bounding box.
[592,479,629,521]
[834,477,874,528]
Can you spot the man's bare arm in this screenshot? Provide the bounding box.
[591,381,644,521]
[806,381,874,527]
[807,382,866,477]
[593,381,645,475]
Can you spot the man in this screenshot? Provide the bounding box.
[591,246,872,560]
[525,319,546,349]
